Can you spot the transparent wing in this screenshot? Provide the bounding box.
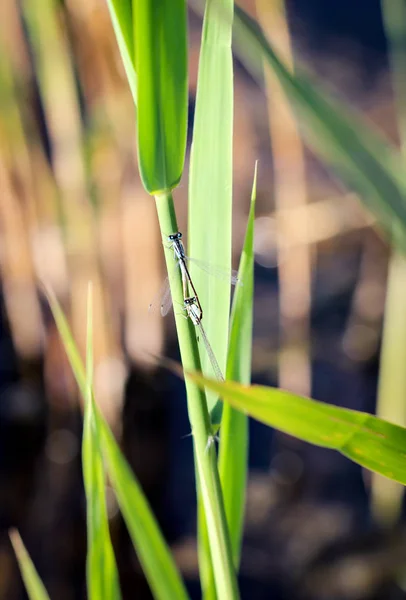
[160,281,173,316]
[148,277,173,316]
[185,256,241,286]
[197,322,225,382]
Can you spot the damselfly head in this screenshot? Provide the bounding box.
[184,296,196,306]
[168,232,182,241]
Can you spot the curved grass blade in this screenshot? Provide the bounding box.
[134,0,188,193]
[186,373,406,486]
[104,0,136,102]
[83,285,121,600]
[9,529,50,600]
[234,5,406,253]
[45,286,87,394]
[218,162,257,568]
[96,413,190,600]
[46,287,190,600]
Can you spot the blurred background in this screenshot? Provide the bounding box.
[1,0,405,598]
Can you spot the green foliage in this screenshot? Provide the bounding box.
[96,414,190,600]
[370,0,406,525]
[17,1,406,599]
[234,5,406,253]
[219,163,257,568]
[82,287,122,600]
[9,530,51,600]
[187,0,235,596]
[155,194,240,600]
[134,0,188,193]
[188,0,234,420]
[187,373,406,486]
[47,288,190,600]
[104,0,136,101]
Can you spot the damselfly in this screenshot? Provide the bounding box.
[150,231,241,316]
[183,296,224,382]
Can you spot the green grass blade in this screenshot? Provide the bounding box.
[45,287,87,398]
[218,163,257,568]
[234,6,406,253]
[83,285,121,600]
[382,0,406,154]
[134,0,188,193]
[9,530,50,600]
[188,0,234,423]
[188,2,234,596]
[371,0,406,525]
[186,374,406,485]
[104,0,136,102]
[46,287,189,600]
[96,413,190,600]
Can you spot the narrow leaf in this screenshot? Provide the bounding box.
[46,288,189,600]
[187,374,406,486]
[83,284,121,600]
[104,0,136,102]
[45,286,87,398]
[219,162,257,567]
[10,530,50,600]
[96,413,190,600]
[234,5,406,253]
[134,0,188,193]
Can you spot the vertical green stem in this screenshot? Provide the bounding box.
[372,0,406,526]
[154,192,239,600]
[373,254,406,524]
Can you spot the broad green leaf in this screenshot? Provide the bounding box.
[218,163,257,567]
[134,0,188,193]
[96,413,190,600]
[46,287,189,600]
[10,530,50,600]
[188,0,234,420]
[105,0,136,102]
[186,374,406,486]
[188,2,234,597]
[234,6,406,253]
[83,285,121,600]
